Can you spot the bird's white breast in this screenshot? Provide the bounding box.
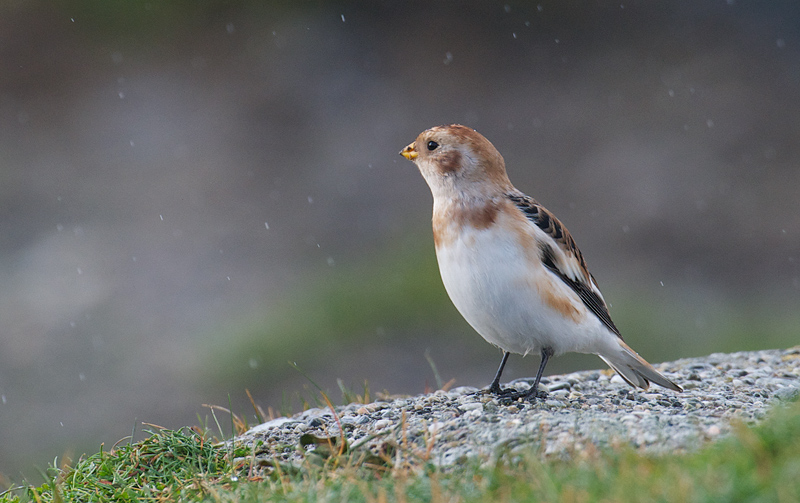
[434,210,611,357]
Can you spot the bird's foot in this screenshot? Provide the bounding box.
[470,382,504,397]
[497,387,548,405]
[474,384,548,404]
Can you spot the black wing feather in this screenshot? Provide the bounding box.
[507,193,622,338]
[507,194,588,274]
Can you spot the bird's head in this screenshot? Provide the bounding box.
[400,124,512,200]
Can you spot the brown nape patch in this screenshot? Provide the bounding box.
[432,200,500,248]
[460,129,510,189]
[436,150,462,174]
[539,278,582,322]
[485,156,512,190]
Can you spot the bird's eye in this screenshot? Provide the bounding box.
[427,141,439,151]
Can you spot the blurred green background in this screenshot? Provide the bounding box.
[1,0,799,479]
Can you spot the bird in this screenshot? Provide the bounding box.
[400,124,682,399]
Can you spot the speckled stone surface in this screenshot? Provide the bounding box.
[235,347,800,469]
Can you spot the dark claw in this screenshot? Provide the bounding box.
[496,386,548,405]
[470,387,499,397]
[472,384,548,403]
[471,379,508,397]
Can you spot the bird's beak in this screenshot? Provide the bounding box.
[400,142,418,161]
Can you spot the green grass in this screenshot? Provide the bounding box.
[3,399,798,503]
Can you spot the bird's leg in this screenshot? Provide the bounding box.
[488,351,511,395]
[522,346,554,400]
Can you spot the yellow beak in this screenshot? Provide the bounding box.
[400,142,418,161]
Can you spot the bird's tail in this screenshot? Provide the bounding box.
[599,340,682,392]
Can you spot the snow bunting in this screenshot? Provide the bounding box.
[400,124,681,398]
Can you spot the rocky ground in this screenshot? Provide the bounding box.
[236,347,800,471]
